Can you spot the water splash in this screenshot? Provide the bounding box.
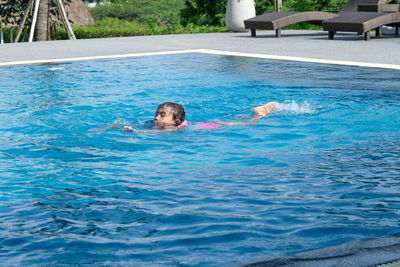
[276,101,315,115]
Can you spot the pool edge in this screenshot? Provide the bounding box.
[1,48,400,70]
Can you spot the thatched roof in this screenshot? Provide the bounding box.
[65,0,94,26]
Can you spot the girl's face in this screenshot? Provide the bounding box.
[154,107,176,127]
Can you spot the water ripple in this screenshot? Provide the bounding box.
[0,54,400,266]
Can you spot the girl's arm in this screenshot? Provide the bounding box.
[122,126,181,133]
[89,124,119,132]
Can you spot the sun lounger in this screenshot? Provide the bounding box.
[322,5,400,40]
[244,11,337,37]
[244,0,386,37]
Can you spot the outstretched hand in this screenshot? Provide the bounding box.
[122,126,136,132]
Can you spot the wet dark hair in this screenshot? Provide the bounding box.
[157,102,185,126]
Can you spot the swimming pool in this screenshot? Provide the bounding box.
[0,53,399,266]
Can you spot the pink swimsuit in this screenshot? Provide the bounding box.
[181,120,221,130]
[177,120,189,128]
[194,121,221,129]
[155,120,221,130]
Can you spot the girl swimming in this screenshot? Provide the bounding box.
[122,101,279,132]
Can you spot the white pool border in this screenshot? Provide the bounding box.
[1,48,400,70]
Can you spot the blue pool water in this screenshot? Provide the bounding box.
[0,53,400,266]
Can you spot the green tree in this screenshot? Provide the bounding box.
[35,0,50,41]
[0,0,71,41]
[255,0,275,14]
[0,0,29,25]
[89,0,185,25]
[291,0,312,11]
[310,0,330,11]
[180,0,227,26]
[180,0,276,26]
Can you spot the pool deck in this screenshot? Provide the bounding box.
[1,30,400,69]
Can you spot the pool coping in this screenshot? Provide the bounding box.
[1,30,400,70]
[1,48,400,70]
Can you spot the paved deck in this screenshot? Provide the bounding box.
[1,30,400,68]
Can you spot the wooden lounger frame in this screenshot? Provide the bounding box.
[244,0,387,38]
[323,10,400,40]
[244,11,337,37]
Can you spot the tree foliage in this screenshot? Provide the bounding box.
[180,0,278,26]
[88,0,277,27]
[0,0,71,26]
[311,0,330,11]
[255,0,277,14]
[0,0,29,25]
[180,0,227,26]
[52,17,227,39]
[89,0,185,25]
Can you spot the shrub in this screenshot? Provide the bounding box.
[0,27,30,43]
[51,18,228,40]
[88,0,185,25]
